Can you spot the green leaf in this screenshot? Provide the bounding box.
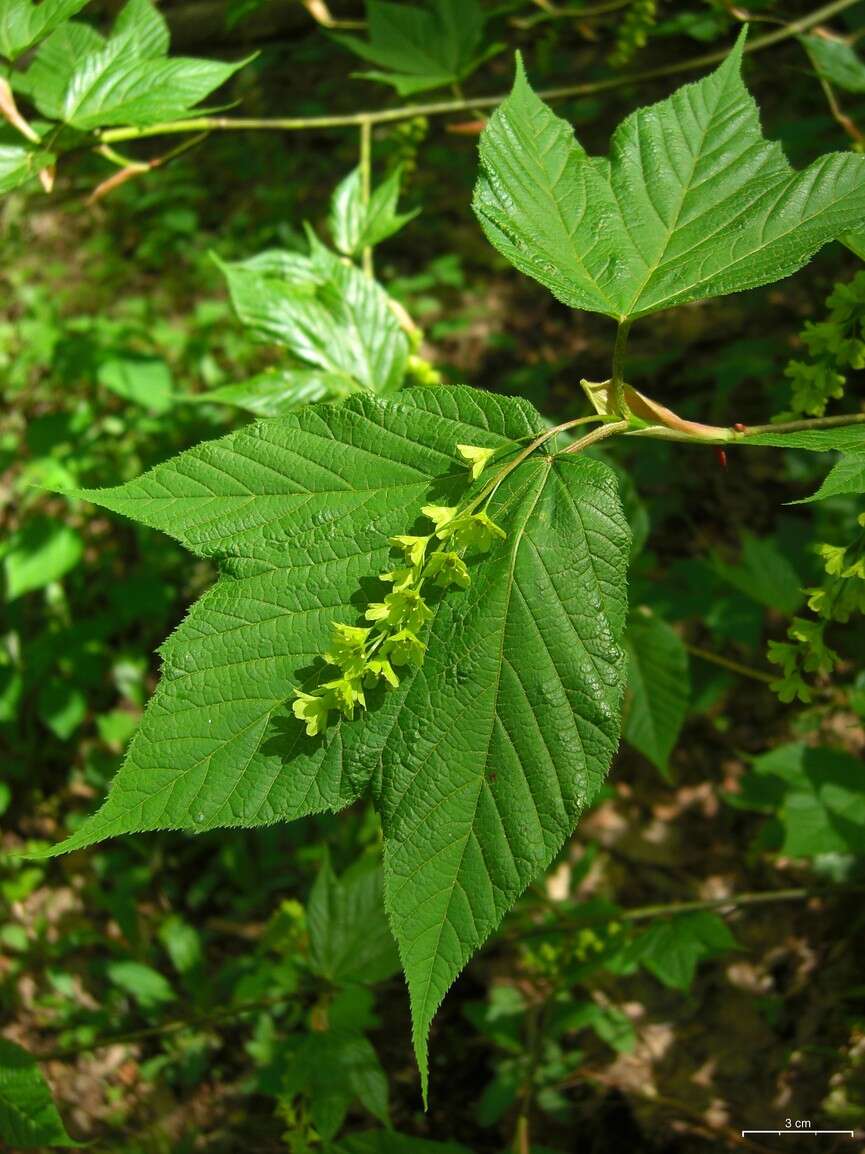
[41,385,630,1101]
[0,1038,78,1148]
[624,911,738,990]
[332,0,499,97]
[0,0,89,61]
[47,0,249,130]
[218,239,409,395]
[796,451,865,503]
[745,743,865,856]
[802,34,865,94]
[16,22,104,120]
[712,532,804,615]
[38,680,87,740]
[474,38,865,322]
[283,1032,389,1140]
[98,356,174,413]
[307,853,400,984]
[0,141,53,196]
[624,611,689,775]
[106,959,176,1008]
[2,518,84,600]
[330,165,419,258]
[193,368,358,417]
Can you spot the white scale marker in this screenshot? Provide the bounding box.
[741,1131,855,1137]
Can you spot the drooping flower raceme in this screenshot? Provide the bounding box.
[292,443,506,736]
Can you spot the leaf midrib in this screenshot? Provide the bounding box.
[411,458,550,1030]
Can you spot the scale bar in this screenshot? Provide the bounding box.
[741,1132,855,1137]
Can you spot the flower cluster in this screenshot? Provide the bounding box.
[292,444,506,737]
[783,272,865,418]
[608,0,656,69]
[768,512,865,703]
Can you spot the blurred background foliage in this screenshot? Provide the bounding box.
[2,1,865,1151]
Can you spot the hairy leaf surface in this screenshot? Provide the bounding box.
[474,36,865,321]
[45,386,630,1099]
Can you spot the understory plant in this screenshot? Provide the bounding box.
[2,0,865,1145]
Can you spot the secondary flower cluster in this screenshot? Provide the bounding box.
[768,511,865,703]
[292,443,505,737]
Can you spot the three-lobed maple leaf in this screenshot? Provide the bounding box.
[42,386,631,1101]
[474,32,865,322]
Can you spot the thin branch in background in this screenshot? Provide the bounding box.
[506,884,865,943]
[301,0,365,30]
[819,73,864,142]
[684,642,776,685]
[512,0,632,31]
[359,118,373,277]
[95,0,862,144]
[87,134,210,204]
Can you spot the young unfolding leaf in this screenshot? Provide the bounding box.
[474,35,865,321]
[0,0,89,61]
[332,0,501,96]
[217,237,409,398]
[17,0,249,130]
[330,165,419,258]
[42,385,630,1103]
[624,611,689,776]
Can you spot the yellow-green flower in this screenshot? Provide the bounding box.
[366,587,432,632]
[422,504,460,536]
[457,443,496,480]
[324,622,371,677]
[424,550,470,589]
[383,628,426,666]
[390,534,432,569]
[292,689,334,737]
[365,656,400,688]
[323,675,366,718]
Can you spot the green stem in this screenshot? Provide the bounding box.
[684,642,776,684]
[512,0,631,30]
[562,418,630,453]
[33,991,299,1062]
[619,885,865,923]
[464,415,604,516]
[611,320,632,418]
[509,884,865,941]
[96,0,858,144]
[740,411,865,437]
[359,118,373,278]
